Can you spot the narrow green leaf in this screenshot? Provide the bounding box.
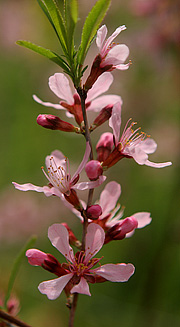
[77,0,111,66]
[37,0,68,55]
[17,40,70,72]
[4,236,37,308]
[64,0,78,59]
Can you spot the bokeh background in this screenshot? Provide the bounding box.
[0,0,180,326]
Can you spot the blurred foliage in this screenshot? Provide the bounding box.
[0,0,179,326]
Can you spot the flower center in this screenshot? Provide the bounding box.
[41,156,70,194]
[120,118,150,151]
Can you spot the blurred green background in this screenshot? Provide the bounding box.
[0,0,179,326]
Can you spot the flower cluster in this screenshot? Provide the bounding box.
[13,20,171,309]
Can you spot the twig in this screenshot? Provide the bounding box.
[0,309,31,327]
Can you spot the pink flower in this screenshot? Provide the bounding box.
[102,102,172,168]
[33,72,121,125]
[13,143,106,208]
[96,25,130,70]
[71,182,152,241]
[29,223,135,299]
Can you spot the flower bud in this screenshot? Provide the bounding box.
[92,105,113,129]
[86,205,102,220]
[85,160,103,180]
[37,114,78,132]
[96,132,114,162]
[105,217,138,243]
[26,249,48,266]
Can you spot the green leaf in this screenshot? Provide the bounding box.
[17,40,70,72]
[77,0,111,66]
[37,0,68,55]
[64,0,78,59]
[4,236,37,308]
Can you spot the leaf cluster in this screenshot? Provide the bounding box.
[17,0,111,87]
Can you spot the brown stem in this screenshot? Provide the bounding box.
[68,293,78,327]
[0,309,31,327]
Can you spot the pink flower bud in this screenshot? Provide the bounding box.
[86,205,102,220]
[37,114,77,132]
[105,217,138,243]
[92,105,113,128]
[96,132,114,162]
[85,160,103,180]
[26,249,48,266]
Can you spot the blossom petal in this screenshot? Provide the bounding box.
[86,73,113,102]
[92,263,135,282]
[115,63,130,70]
[71,142,91,182]
[99,181,121,218]
[102,25,126,55]
[73,175,106,191]
[138,138,157,154]
[87,95,122,112]
[49,73,74,104]
[105,44,129,66]
[48,224,74,263]
[145,160,172,168]
[33,95,64,110]
[84,224,105,263]
[109,102,122,145]
[132,212,152,228]
[96,25,107,51]
[71,277,91,296]
[130,147,148,165]
[38,273,73,300]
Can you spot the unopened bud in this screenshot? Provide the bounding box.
[37,114,78,132]
[96,132,114,162]
[105,217,138,243]
[26,249,48,266]
[61,223,81,248]
[86,204,102,220]
[91,105,113,130]
[85,160,103,180]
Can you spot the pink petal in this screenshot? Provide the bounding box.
[102,25,126,56]
[132,212,152,228]
[71,142,91,182]
[87,95,122,112]
[96,25,107,51]
[33,95,64,110]
[84,223,105,263]
[49,73,74,104]
[99,181,121,218]
[115,63,130,70]
[73,175,106,191]
[93,263,135,282]
[138,138,157,154]
[48,224,74,263]
[71,277,91,296]
[131,147,148,165]
[12,182,45,193]
[105,44,129,66]
[38,273,73,300]
[86,72,113,102]
[109,102,122,145]
[145,160,172,168]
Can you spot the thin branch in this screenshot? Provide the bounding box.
[0,309,31,327]
[68,293,78,327]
